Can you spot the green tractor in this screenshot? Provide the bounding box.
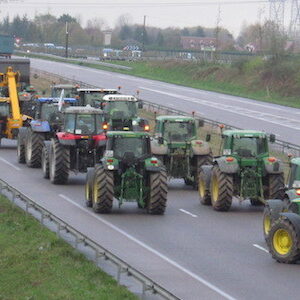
[150,115,212,189]
[198,130,285,211]
[85,131,168,214]
[263,158,300,263]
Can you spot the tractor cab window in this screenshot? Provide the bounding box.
[81,92,106,107]
[289,164,300,189]
[0,102,10,117]
[40,103,61,122]
[104,101,137,119]
[232,137,267,157]
[163,121,194,142]
[112,137,149,159]
[65,113,104,135]
[52,88,77,98]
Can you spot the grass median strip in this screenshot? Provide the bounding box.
[0,195,137,300]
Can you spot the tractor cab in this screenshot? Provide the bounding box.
[77,88,119,108]
[51,84,79,98]
[102,95,147,131]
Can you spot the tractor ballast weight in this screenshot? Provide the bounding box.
[17,97,77,167]
[43,106,107,184]
[85,131,168,214]
[151,115,212,188]
[102,94,149,131]
[262,158,300,263]
[199,130,285,211]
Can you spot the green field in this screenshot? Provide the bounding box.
[0,195,137,300]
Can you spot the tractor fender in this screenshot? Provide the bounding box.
[191,140,211,156]
[263,158,284,174]
[200,165,213,191]
[150,139,168,155]
[279,212,300,236]
[215,157,239,174]
[266,199,286,222]
[30,120,50,133]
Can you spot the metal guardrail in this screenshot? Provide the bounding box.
[0,178,179,300]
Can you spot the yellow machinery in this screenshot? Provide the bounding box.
[0,67,30,141]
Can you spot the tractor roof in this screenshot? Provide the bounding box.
[102,95,138,102]
[156,115,195,122]
[291,158,300,166]
[223,130,267,138]
[64,105,104,114]
[35,97,77,103]
[107,131,150,138]
[51,84,79,89]
[77,88,118,93]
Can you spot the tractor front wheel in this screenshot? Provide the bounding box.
[85,168,95,208]
[210,166,233,212]
[41,142,51,179]
[93,165,114,213]
[25,129,45,168]
[193,153,213,190]
[49,139,70,184]
[265,173,285,200]
[199,170,211,205]
[147,169,168,215]
[269,217,300,263]
[17,128,26,163]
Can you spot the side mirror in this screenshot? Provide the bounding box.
[158,137,164,145]
[206,134,211,142]
[270,134,276,143]
[138,101,143,109]
[198,119,204,127]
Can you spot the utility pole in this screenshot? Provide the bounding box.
[65,22,69,58]
[142,15,146,52]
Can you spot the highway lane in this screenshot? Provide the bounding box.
[30,58,300,145]
[1,139,300,300]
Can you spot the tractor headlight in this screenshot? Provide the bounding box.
[107,165,114,170]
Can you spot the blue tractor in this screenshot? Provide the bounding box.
[17,97,77,167]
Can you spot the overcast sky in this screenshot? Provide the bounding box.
[0,0,293,36]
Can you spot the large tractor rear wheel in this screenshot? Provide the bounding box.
[269,217,300,263]
[147,169,168,215]
[85,168,95,208]
[17,128,26,163]
[210,165,233,212]
[49,139,70,184]
[41,141,51,179]
[193,153,213,190]
[265,173,285,200]
[93,165,114,213]
[25,128,45,168]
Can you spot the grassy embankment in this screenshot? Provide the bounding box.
[19,51,300,108]
[0,195,137,300]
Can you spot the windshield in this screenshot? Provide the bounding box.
[104,101,137,119]
[163,121,194,142]
[52,88,77,98]
[81,92,107,107]
[40,103,62,122]
[64,114,104,135]
[0,102,9,117]
[112,137,149,159]
[232,137,267,157]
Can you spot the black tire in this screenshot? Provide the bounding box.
[210,165,233,212]
[25,128,45,168]
[49,139,70,184]
[199,170,211,205]
[85,168,95,208]
[269,218,300,263]
[17,128,26,163]
[41,142,51,179]
[263,204,273,242]
[147,169,168,215]
[193,153,213,190]
[93,165,114,213]
[265,173,285,200]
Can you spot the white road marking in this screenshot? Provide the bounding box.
[59,194,235,300]
[179,209,198,218]
[253,244,269,254]
[0,157,21,171]
[139,87,300,131]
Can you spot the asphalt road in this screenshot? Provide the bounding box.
[1,58,299,300]
[30,58,300,146]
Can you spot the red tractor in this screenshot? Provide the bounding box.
[41,106,107,184]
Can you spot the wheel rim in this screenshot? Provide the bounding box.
[273,228,293,255]
[93,181,98,204]
[85,182,90,201]
[211,175,219,202]
[199,177,206,198]
[263,214,271,235]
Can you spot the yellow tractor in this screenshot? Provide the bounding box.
[0,67,31,145]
